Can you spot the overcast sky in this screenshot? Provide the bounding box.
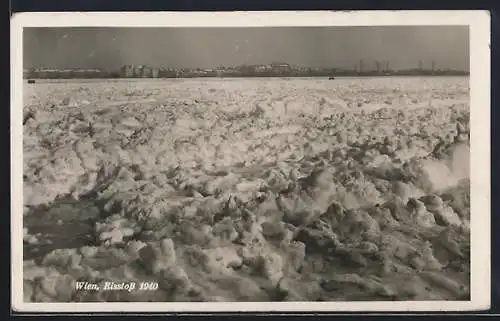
[23,26,469,71]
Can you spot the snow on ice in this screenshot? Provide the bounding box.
[22,77,470,302]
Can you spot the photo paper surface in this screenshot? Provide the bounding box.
[11,10,491,312]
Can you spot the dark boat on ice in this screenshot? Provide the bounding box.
[27,79,36,84]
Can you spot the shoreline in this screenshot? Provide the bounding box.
[24,75,470,82]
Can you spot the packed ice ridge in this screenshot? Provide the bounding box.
[23,77,470,302]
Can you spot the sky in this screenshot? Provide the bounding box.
[23,26,469,71]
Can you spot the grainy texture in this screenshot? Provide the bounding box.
[23,77,470,302]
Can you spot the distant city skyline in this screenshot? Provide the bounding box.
[24,26,470,71]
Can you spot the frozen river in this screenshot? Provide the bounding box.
[22,76,470,302]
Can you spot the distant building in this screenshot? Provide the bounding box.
[72,68,106,78]
[158,68,178,78]
[141,66,152,78]
[271,62,291,73]
[27,67,105,79]
[134,65,144,77]
[120,65,135,78]
[152,68,160,78]
[251,65,271,73]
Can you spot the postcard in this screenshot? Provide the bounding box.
[11,10,491,312]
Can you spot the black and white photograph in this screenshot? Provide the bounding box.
[11,11,490,312]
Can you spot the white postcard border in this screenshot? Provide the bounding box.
[10,10,491,312]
